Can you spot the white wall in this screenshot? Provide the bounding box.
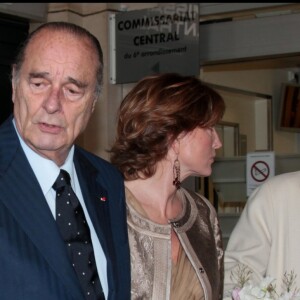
[201,68,300,155]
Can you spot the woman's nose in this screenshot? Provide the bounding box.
[213,128,222,149]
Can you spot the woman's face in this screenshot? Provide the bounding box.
[178,126,222,179]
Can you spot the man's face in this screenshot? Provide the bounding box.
[12,29,99,165]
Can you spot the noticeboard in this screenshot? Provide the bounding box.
[109,3,200,84]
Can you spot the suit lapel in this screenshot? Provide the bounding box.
[74,151,113,258]
[0,118,84,299]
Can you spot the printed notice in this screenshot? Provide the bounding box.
[246,152,275,197]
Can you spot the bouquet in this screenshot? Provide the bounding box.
[224,264,300,300]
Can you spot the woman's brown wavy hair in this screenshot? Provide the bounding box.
[109,73,225,180]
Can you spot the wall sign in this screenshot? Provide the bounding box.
[109,3,199,84]
[246,151,275,197]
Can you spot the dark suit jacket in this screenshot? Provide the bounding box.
[0,115,131,300]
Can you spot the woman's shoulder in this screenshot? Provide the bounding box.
[181,187,217,218]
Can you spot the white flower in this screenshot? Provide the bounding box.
[226,266,299,300]
[278,292,300,300]
[238,282,273,300]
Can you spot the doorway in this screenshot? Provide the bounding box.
[0,14,29,125]
[208,83,273,157]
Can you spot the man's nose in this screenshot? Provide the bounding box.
[42,88,62,113]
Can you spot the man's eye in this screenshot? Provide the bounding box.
[67,88,78,94]
[64,86,83,100]
[30,80,47,90]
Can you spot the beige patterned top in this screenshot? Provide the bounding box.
[126,187,204,299]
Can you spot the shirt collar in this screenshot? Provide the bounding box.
[13,118,75,195]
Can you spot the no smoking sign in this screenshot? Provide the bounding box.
[247,152,275,197]
[251,161,270,182]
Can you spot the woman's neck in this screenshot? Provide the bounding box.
[125,175,183,224]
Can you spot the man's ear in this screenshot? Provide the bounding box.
[91,98,98,113]
[11,65,17,103]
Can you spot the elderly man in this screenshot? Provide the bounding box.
[0,22,130,300]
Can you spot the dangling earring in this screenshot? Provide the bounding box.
[173,157,181,189]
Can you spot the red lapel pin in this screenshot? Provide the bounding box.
[100,196,107,202]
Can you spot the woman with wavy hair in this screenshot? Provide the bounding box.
[110,73,225,300]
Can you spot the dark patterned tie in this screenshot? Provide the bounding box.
[53,169,105,300]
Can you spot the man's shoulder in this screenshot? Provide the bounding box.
[249,170,300,206]
[266,170,300,186]
[0,115,14,136]
[0,116,19,173]
[74,146,122,177]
